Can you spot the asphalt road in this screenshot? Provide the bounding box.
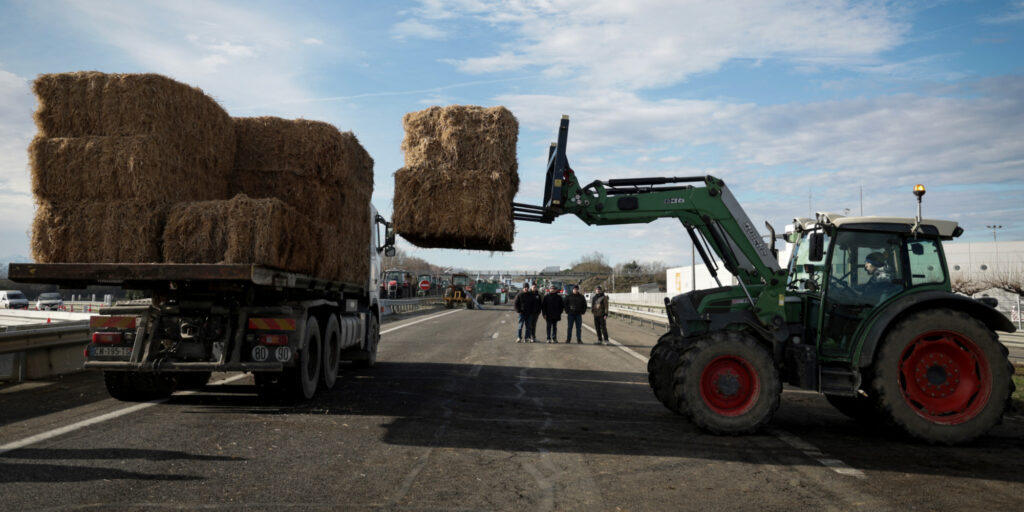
[0,305,1022,511]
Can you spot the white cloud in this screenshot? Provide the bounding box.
[980,1,1024,24]
[302,37,325,45]
[391,19,448,41]
[0,68,37,255]
[413,0,907,90]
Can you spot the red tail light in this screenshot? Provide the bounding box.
[92,332,123,344]
[258,334,289,346]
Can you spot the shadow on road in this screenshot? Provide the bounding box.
[166,361,1024,485]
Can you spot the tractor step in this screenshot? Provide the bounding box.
[819,366,860,396]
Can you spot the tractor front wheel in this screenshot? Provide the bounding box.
[648,331,689,414]
[871,308,1013,444]
[672,331,780,434]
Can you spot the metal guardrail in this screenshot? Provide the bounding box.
[381,297,444,316]
[0,321,90,355]
[608,304,669,330]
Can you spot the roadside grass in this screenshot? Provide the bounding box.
[1013,364,1024,415]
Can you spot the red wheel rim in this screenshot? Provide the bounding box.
[898,330,991,424]
[700,355,760,416]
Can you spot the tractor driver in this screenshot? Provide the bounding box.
[859,252,900,301]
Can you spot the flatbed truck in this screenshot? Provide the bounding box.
[8,209,396,401]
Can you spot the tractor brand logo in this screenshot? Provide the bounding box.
[664,198,686,205]
[742,222,771,257]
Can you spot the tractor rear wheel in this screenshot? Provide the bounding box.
[672,331,780,434]
[648,331,688,414]
[871,308,1013,444]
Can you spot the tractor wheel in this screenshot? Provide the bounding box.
[353,315,379,369]
[445,301,453,309]
[286,315,321,400]
[321,314,342,391]
[648,331,688,415]
[825,394,883,423]
[104,371,176,402]
[672,331,781,434]
[871,308,1013,444]
[467,300,475,310]
[493,296,501,306]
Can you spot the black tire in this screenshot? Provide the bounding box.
[825,394,883,423]
[287,315,321,400]
[870,308,1013,445]
[445,301,453,309]
[321,314,342,391]
[467,300,475,310]
[104,371,175,402]
[175,371,212,390]
[493,296,501,306]
[672,331,781,434]
[352,315,379,369]
[648,331,687,414]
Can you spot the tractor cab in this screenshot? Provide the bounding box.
[786,212,964,363]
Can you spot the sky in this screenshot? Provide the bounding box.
[0,0,1022,272]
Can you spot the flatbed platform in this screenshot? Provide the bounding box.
[7,263,365,295]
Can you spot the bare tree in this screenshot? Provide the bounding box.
[984,266,1024,296]
[950,274,989,296]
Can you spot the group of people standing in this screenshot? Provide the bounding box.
[513,284,610,345]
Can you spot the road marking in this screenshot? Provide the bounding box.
[491,332,500,339]
[0,373,249,456]
[585,321,866,479]
[380,309,462,335]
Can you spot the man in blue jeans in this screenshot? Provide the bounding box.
[562,285,587,343]
[513,283,541,343]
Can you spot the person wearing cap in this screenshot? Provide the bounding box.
[861,252,897,299]
[528,284,542,342]
[541,285,565,343]
[563,285,587,343]
[514,282,541,343]
[591,286,609,345]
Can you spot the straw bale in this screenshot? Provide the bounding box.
[232,117,374,184]
[31,200,167,263]
[29,135,229,203]
[162,195,319,275]
[393,105,518,251]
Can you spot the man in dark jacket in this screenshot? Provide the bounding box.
[591,286,609,345]
[528,284,542,342]
[513,283,541,343]
[562,285,587,343]
[541,286,565,343]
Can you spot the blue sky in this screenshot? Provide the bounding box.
[1,0,1022,271]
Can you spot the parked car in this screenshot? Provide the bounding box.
[35,292,64,311]
[0,290,30,309]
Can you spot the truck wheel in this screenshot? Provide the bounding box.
[353,315,379,369]
[321,314,342,391]
[648,332,688,414]
[825,394,883,423]
[103,371,175,402]
[672,331,780,434]
[288,315,322,400]
[175,371,212,390]
[871,308,1014,444]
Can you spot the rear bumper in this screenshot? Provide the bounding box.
[84,361,284,372]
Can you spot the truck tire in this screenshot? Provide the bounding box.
[672,331,781,434]
[353,315,379,369]
[870,308,1014,444]
[175,371,211,390]
[104,371,175,402]
[287,315,322,400]
[648,332,688,414]
[321,314,342,391]
[493,296,501,306]
[825,394,883,423]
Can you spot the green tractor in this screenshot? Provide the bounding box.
[513,116,1015,444]
[475,279,504,306]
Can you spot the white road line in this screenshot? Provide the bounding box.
[380,309,462,335]
[585,321,865,479]
[0,373,249,456]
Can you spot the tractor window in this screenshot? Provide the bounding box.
[827,231,905,307]
[787,230,831,292]
[906,239,945,286]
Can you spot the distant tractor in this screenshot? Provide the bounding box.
[512,115,1016,444]
[444,273,474,309]
[381,269,414,299]
[475,280,504,306]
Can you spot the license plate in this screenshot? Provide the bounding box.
[92,346,132,357]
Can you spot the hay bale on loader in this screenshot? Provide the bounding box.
[393,105,518,251]
[29,72,234,263]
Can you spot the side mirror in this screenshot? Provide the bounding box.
[385,224,396,247]
[808,232,824,262]
[385,247,396,257]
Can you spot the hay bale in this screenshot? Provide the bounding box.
[393,105,518,251]
[163,195,318,275]
[29,135,228,203]
[31,201,167,263]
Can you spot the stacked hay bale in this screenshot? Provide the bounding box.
[162,117,374,284]
[29,72,234,262]
[393,105,518,251]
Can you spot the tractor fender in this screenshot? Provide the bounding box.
[855,290,1015,368]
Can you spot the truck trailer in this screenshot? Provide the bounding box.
[9,207,396,401]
